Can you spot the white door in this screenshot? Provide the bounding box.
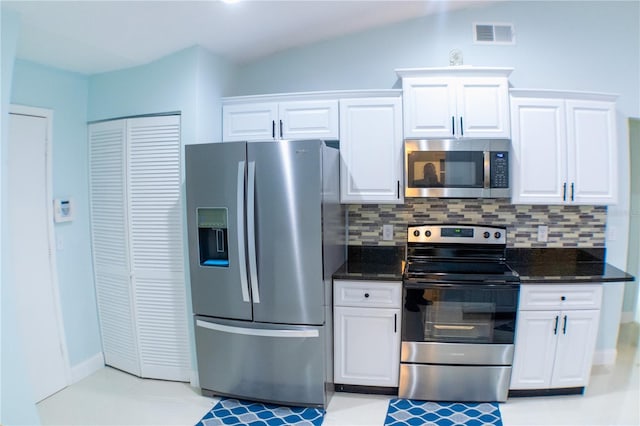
[89,119,141,376]
[222,102,278,142]
[334,306,400,387]
[126,116,190,381]
[510,310,559,390]
[566,99,618,204]
[339,97,403,204]
[402,77,456,138]
[458,77,510,138]
[279,100,339,140]
[8,109,69,402]
[551,309,600,388]
[510,97,567,204]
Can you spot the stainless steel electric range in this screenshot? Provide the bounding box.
[399,224,520,402]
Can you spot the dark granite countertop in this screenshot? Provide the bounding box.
[332,246,635,284]
[332,246,405,281]
[506,248,635,284]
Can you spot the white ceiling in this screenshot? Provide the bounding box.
[2,0,497,75]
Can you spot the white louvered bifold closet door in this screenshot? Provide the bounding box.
[89,120,141,376]
[127,115,190,381]
[89,115,189,382]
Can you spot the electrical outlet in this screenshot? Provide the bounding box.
[537,225,548,242]
[382,224,394,241]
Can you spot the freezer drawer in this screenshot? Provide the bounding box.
[195,316,327,407]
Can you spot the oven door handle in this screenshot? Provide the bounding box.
[403,281,520,290]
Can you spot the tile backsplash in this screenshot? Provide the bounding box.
[347,199,607,248]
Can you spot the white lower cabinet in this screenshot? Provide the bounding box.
[333,280,402,387]
[510,284,602,391]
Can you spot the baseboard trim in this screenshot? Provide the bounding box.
[70,352,105,384]
[620,312,635,323]
[592,348,617,366]
[190,370,199,388]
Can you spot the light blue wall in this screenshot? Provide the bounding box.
[229,0,640,358]
[1,8,41,426]
[88,45,233,144]
[230,1,639,115]
[11,60,102,368]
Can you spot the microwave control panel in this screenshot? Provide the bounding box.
[490,152,509,188]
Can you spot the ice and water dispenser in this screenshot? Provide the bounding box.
[197,208,229,267]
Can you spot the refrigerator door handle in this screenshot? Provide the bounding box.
[237,161,250,303]
[196,320,319,338]
[247,161,260,303]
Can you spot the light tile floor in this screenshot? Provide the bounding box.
[38,325,639,426]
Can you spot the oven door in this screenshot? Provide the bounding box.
[402,281,519,362]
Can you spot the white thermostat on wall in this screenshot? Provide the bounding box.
[53,198,74,222]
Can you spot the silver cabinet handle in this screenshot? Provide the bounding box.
[563,182,567,201]
[237,161,250,302]
[247,161,260,303]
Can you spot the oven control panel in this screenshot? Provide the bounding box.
[407,224,507,245]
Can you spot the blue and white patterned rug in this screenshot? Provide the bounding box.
[384,399,503,426]
[196,398,325,426]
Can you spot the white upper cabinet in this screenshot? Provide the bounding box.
[223,99,338,142]
[396,67,512,139]
[339,96,404,204]
[510,90,618,205]
[223,103,278,141]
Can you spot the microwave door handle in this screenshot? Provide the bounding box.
[483,151,491,189]
[237,161,250,303]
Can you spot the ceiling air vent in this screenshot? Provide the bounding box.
[474,23,515,44]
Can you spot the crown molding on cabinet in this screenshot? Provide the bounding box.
[395,66,514,79]
[222,89,402,105]
[509,88,618,102]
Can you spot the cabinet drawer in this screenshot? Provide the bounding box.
[519,284,603,311]
[334,280,402,308]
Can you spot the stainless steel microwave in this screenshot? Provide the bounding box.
[404,139,511,198]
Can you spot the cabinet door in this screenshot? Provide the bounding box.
[566,100,617,204]
[334,306,400,387]
[279,100,339,140]
[510,97,567,204]
[510,310,559,390]
[223,103,278,142]
[551,310,600,388]
[458,77,510,138]
[339,97,403,204]
[402,77,456,138]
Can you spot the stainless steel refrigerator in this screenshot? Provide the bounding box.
[185,140,344,408]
